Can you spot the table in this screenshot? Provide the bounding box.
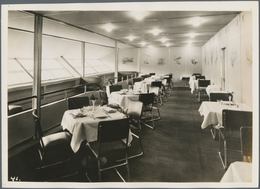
[220,161,252,182]
[190,80,198,94]
[61,106,132,152]
[198,102,252,129]
[205,85,221,96]
[133,77,166,93]
[108,91,140,111]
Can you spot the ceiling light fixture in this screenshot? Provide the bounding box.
[161,38,167,43]
[132,11,147,21]
[192,17,201,27]
[151,28,161,36]
[140,42,146,46]
[104,23,114,32]
[189,33,196,38]
[165,43,171,47]
[127,35,136,41]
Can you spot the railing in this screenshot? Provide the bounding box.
[107,73,138,85]
[8,84,87,105]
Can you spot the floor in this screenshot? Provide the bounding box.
[8,87,243,184]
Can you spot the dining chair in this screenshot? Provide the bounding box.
[149,73,156,76]
[107,85,123,111]
[197,79,211,102]
[196,75,205,80]
[151,81,163,104]
[209,93,233,102]
[218,109,252,169]
[125,100,144,159]
[139,93,155,129]
[209,92,233,139]
[32,110,78,181]
[192,73,201,76]
[132,77,143,85]
[148,86,161,121]
[86,118,130,182]
[68,96,90,110]
[240,126,252,162]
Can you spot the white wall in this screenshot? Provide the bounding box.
[202,11,252,108]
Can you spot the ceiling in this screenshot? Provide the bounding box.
[31,10,240,48]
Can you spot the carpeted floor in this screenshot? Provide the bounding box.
[8,87,242,183]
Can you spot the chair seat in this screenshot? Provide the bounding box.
[42,131,71,148]
[89,140,126,158]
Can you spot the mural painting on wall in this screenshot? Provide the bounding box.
[245,45,252,66]
[230,50,237,67]
[173,56,182,65]
[215,47,218,64]
[158,58,164,65]
[143,54,151,64]
[191,58,198,65]
[122,57,134,64]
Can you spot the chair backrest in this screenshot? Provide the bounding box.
[151,81,162,88]
[97,118,130,143]
[149,73,156,76]
[222,110,252,135]
[149,86,159,96]
[109,85,122,94]
[240,126,252,157]
[192,73,201,76]
[139,93,154,106]
[128,100,143,120]
[209,93,233,102]
[133,77,143,84]
[68,96,90,110]
[198,80,210,87]
[141,74,150,79]
[196,75,205,80]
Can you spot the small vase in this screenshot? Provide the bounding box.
[92,100,96,107]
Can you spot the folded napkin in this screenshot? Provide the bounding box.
[70,112,86,118]
[103,107,117,113]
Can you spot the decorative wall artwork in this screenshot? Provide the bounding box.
[143,54,151,64]
[173,56,182,65]
[122,57,133,64]
[158,58,164,65]
[245,45,252,66]
[191,58,198,65]
[230,50,237,67]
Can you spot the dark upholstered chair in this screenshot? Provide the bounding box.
[125,100,144,159]
[240,126,252,162]
[68,96,90,110]
[218,109,252,169]
[197,80,211,102]
[139,93,155,129]
[86,118,130,182]
[32,110,77,181]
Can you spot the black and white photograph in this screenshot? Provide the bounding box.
[2,1,259,188]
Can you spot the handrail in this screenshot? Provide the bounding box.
[107,72,138,84]
[8,84,86,104]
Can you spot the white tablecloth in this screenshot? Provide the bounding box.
[61,107,132,152]
[205,85,221,96]
[220,161,252,182]
[190,80,198,94]
[108,91,140,111]
[198,102,252,129]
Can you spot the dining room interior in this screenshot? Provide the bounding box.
[3,1,258,188]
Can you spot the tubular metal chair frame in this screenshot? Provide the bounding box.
[240,126,252,162]
[148,86,161,121]
[32,110,77,181]
[139,93,155,129]
[218,109,252,169]
[86,118,130,182]
[209,92,234,140]
[124,100,144,160]
[151,81,163,105]
[197,80,211,102]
